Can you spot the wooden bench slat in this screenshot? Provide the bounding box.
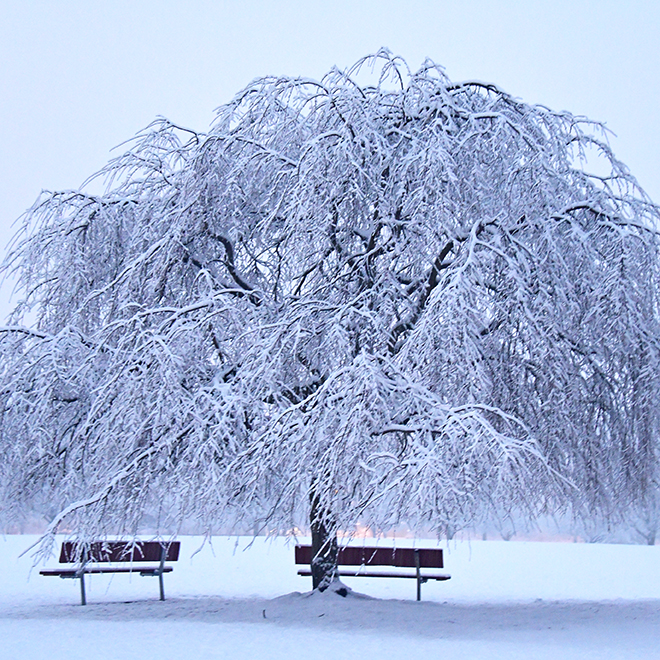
[294,545,444,568]
[59,541,180,564]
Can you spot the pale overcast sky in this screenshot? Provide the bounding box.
[1,0,658,320]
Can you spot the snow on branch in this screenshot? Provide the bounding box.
[1,53,659,547]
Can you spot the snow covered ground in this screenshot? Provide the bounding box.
[1,535,659,659]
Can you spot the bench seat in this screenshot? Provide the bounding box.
[40,566,174,577]
[40,540,180,605]
[295,544,451,600]
[298,569,450,581]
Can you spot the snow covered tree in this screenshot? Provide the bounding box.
[2,52,660,588]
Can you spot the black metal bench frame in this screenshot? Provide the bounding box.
[40,540,180,605]
[295,544,451,601]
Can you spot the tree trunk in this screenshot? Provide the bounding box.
[309,485,339,591]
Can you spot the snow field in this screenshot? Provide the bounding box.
[1,535,659,659]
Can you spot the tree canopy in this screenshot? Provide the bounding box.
[2,53,659,581]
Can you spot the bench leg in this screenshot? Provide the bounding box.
[79,574,87,606]
[158,545,166,601]
[415,549,421,601]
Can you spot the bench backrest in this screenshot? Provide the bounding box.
[58,541,181,564]
[294,545,443,568]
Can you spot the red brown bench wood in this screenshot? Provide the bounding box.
[40,541,180,605]
[295,545,450,601]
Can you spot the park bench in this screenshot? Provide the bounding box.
[295,545,450,601]
[40,540,180,605]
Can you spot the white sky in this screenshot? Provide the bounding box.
[1,0,658,321]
